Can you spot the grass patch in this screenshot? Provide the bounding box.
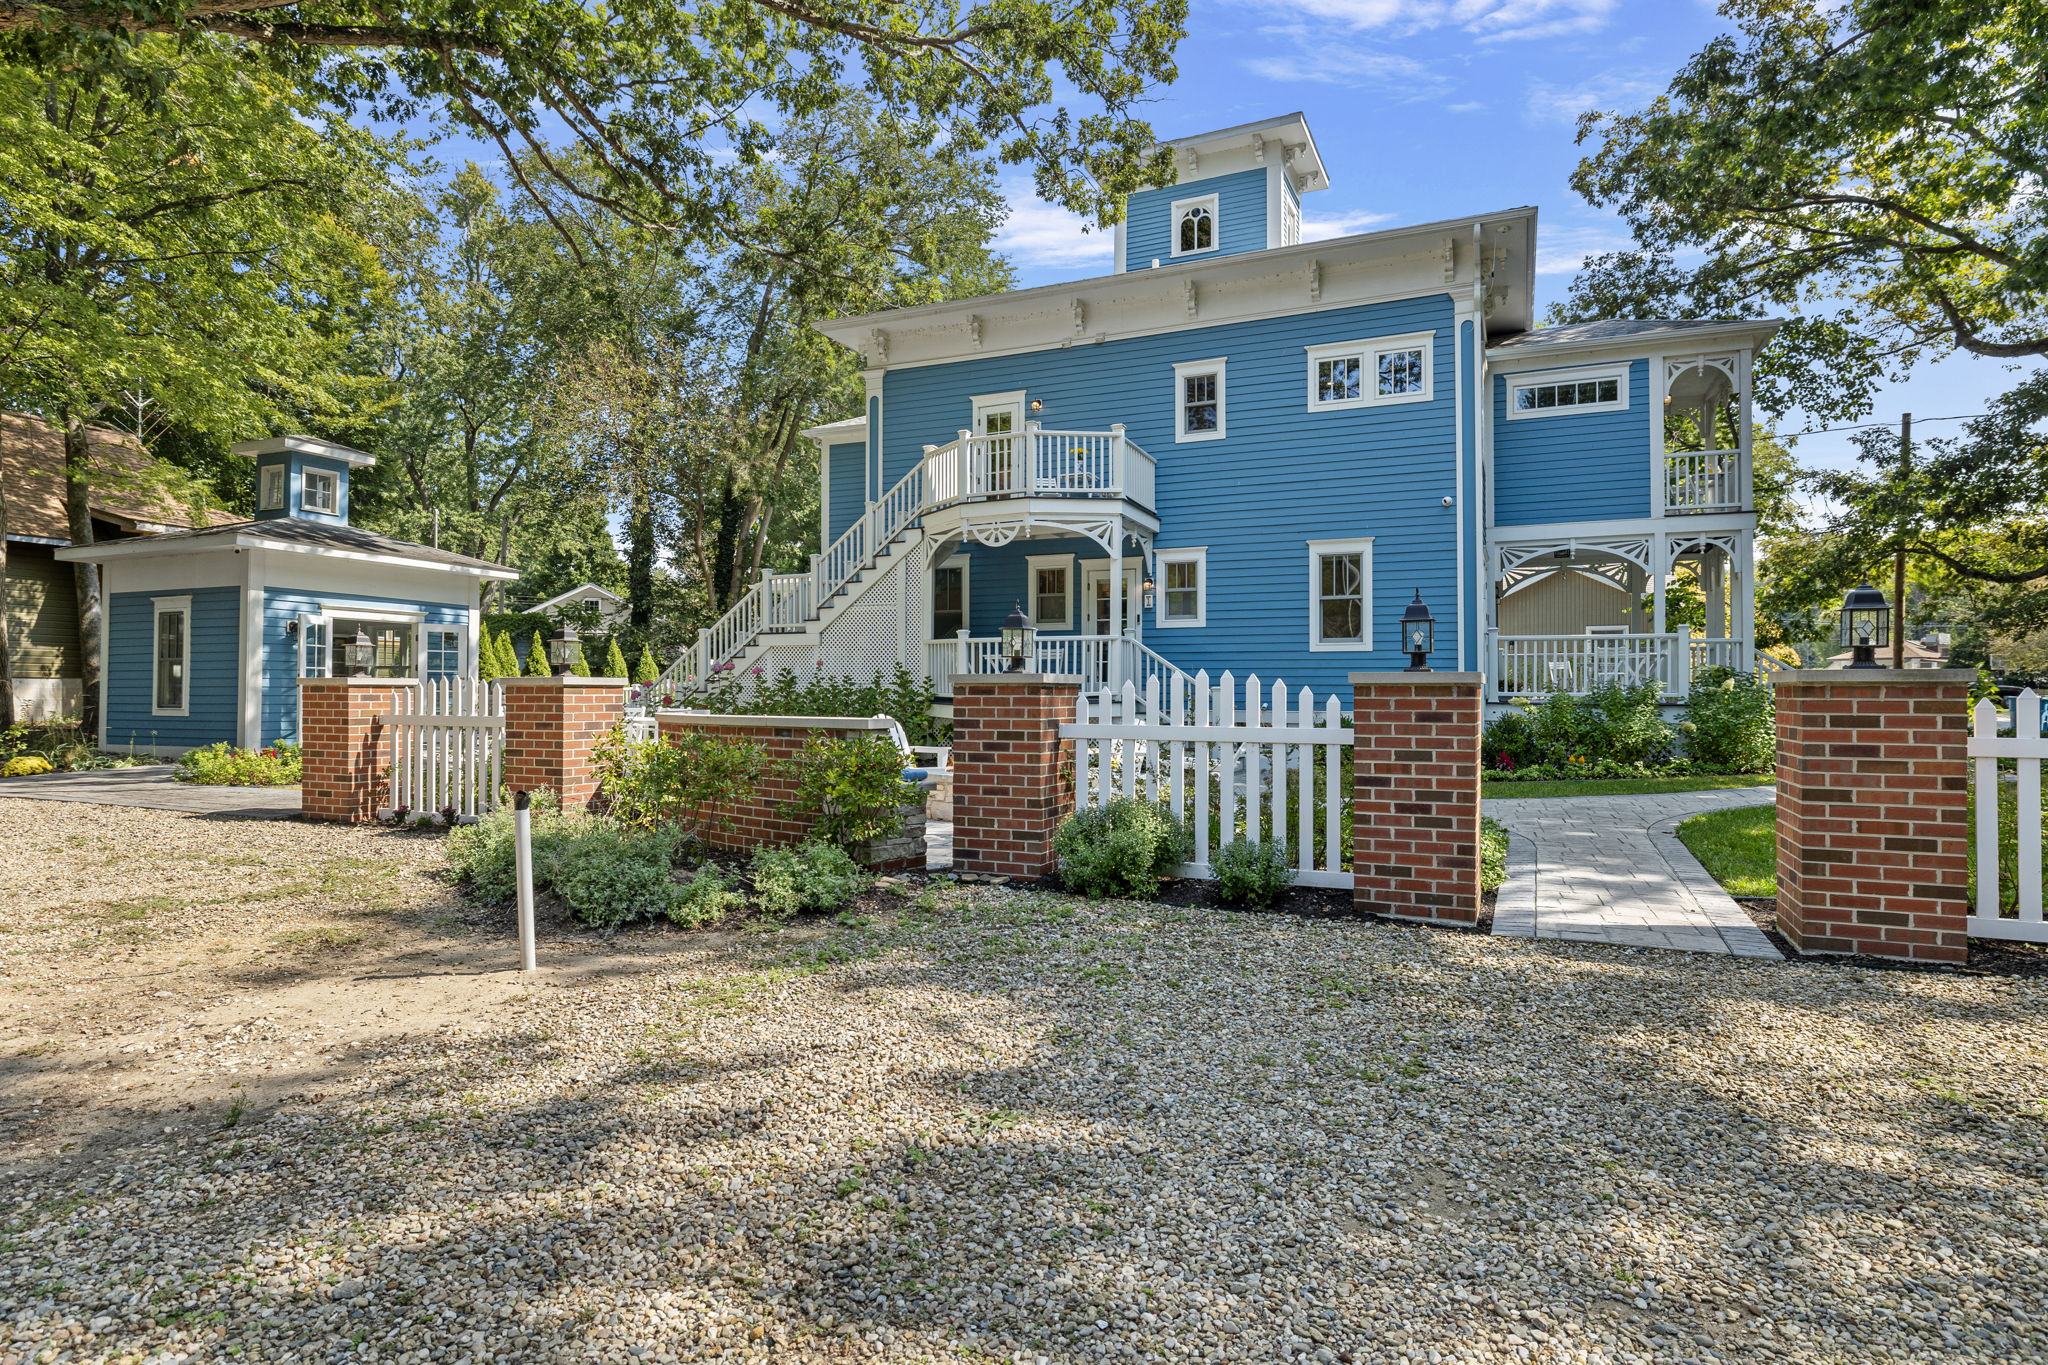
[1675,804,1776,897]
[1480,816,1508,893]
[1484,774,1773,800]
[271,926,366,952]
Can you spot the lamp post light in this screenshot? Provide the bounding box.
[1838,581,1891,669]
[344,626,376,677]
[1400,590,1437,673]
[1001,603,1034,673]
[547,621,580,677]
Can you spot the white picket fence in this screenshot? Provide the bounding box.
[381,677,504,823]
[1969,689,2048,942]
[1063,671,1354,888]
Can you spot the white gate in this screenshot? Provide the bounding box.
[1062,671,1354,888]
[1969,689,2048,941]
[382,677,504,823]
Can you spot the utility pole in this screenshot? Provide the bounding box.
[1893,413,1911,670]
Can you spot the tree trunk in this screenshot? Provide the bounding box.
[0,461,13,732]
[627,486,654,634]
[711,472,745,611]
[62,416,100,740]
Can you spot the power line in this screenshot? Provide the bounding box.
[1779,412,1989,440]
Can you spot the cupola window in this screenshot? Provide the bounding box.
[1171,194,1219,257]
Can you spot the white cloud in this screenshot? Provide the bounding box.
[995,186,1114,270]
[1524,72,1663,125]
[1446,100,1487,114]
[1242,0,1617,43]
[1302,210,1398,241]
[1532,221,1634,276]
[1242,41,1447,95]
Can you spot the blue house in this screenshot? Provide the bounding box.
[659,112,1776,709]
[57,435,517,754]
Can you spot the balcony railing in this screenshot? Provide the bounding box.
[922,425,1154,509]
[1664,449,1743,513]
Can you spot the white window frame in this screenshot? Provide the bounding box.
[1280,193,1301,247]
[1154,547,1207,629]
[1504,364,1630,420]
[931,557,970,638]
[1305,332,1435,412]
[1026,553,1075,632]
[151,595,192,717]
[969,390,1027,435]
[424,627,464,676]
[302,466,340,514]
[1172,358,1227,443]
[1306,538,1374,652]
[298,612,331,677]
[258,463,287,512]
[1169,192,1220,258]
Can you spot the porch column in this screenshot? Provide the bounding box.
[499,674,626,813]
[1651,531,1668,636]
[1703,552,1726,638]
[950,672,1082,880]
[1107,531,1124,678]
[1735,533,1757,670]
[1350,672,1484,925]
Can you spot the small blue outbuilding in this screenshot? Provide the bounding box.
[57,435,518,754]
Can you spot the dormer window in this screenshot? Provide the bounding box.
[258,463,286,512]
[1172,194,1218,257]
[302,468,339,515]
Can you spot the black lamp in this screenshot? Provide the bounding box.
[1001,602,1033,672]
[1838,581,1890,668]
[1400,590,1437,672]
[547,620,580,676]
[344,626,375,676]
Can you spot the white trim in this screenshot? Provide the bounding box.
[258,463,287,512]
[423,624,465,676]
[151,595,192,717]
[1169,192,1220,258]
[298,612,332,678]
[970,390,1028,433]
[532,583,626,613]
[1154,546,1207,628]
[1171,357,1227,443]
[54,531,520,578]
[231,434,375,466]
[96,561,111,748]
[301,467,340,515]
[319,602,426,623]
[1504,363,1630,420]
[1306,538,1374,652]
[238,550,263,749]
[1113,218,1127,274]
[1305,331,1434,412]
[1080,558,1143,637]
[1025,553,1075,631]
[1264,163,1282,250]
[931,555,970,637]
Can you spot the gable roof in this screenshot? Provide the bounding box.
[2,412,239,542]
[533,583,626,612]
[53,515,520,579]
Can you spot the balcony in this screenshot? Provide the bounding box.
[921,424,1154,511]
[1664,449,1744,514]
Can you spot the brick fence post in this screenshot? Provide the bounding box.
[1774,668,1973,962]
[1350,671,1484,925]
[950,673,1082,880]
[298,676,411,822]
[499,675,627,813]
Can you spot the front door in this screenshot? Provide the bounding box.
[972,393,1025,495]
[1082,563,1140,636]
[932,563,966,638]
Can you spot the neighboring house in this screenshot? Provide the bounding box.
[652,111,1777,708]
[532,583,629,629]
[56,435,518,754]
[2,413,239,722]
[1827,637,1950,669]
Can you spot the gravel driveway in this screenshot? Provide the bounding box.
[3,805,2045,1364]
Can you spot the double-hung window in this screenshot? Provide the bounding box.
[1505,365,1629,418]
[302,468,340,514]
[1171,193,1218,257]
[1155,548,1206,628]
[1307,539,1373,651]
[1027,554,1073,631]
[1172,359,1226,442]
[1305,333,1433,412]
[152,596,191,715]
[258,463,287,512]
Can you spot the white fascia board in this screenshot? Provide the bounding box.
[1487,321,1782,365]
[799,415,869,441]
[230,434,377,467]
[1489,511,1757,542]
[58,531,519,580]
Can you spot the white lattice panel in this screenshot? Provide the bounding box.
[820,552,907,680]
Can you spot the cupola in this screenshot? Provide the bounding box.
[230,434,374,525]
[1116,112,1328,273]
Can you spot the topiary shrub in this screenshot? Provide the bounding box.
[1212,839,1293,907]
[1053,798,1192,899]
[750,841,872,921]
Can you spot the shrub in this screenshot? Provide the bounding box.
[1683,668,1775,772]
[1513,683,1673,769]
[2,755,53,777]
[632,645,661,685]
[1212,839,1293,907]
[546,822,687,930]
[1481,817,1508,893]
[591,724,765,837]
[604,638,630,679]
[446,792,566,903]
[670,864,745,928]
[1053,799,1192,899]
[694,664,946,746]
[173,741,303,786]
[750,841,872,921]
[787,732,920,848]
[1481,710,1538,771]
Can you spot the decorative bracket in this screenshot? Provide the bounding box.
[1071,299,1087,337]
[1252,134,1267,165]
[1307,259,1321,304]
[1183,279,1197,319]
[967,314,982,349]
[1442,237,1457,283]
[866,328,888,366]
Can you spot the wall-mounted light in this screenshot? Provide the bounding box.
[1141,572,1156,612]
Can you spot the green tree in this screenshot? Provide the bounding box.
[570,643,592,677]
[633,645,661,686]
[603,638,629,680]
[524,630,551,678]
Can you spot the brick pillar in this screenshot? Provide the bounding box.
[1774,668,1972,962]
[1350,672,1484,925]
[500,675,627,812]
[298,676,409,822]
[949,672,1082,880]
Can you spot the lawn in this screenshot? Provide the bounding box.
[1483,772,1774,799]
[1675,803,1778,896]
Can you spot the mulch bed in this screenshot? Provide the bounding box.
[1010,869,1498,932]
[1734,895,2048,978]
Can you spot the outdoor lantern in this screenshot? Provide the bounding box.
[1838,581,1891,668]
[1001,602,1034,672]
[1141,571,1157,612]
[1400,591,1437,672]
[547,621,580,676]
[344,626,375,676]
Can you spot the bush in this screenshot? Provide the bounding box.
[591,724,765,837]
[445,792,567,903]
[679,664,946,747]
[1486,684,1673,771]
[750,841,872,921]
[1212,839,1293,907]
[1053,799,1192,899]
[1481,817,1508,893]
[1683,668,1775,772]
[787,732,920,848]
[1481,710,1538,771]
[671,863,745,928]
[173,741,303,786]
[2,755,53,777]
[546,822,687,930]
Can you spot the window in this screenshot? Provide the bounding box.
[425,629,462,676]
[1506,365,1629,419]
[1026,554,1073,630]
[298,614,330,677]
[1280,194,1301,247]
[1155,548,1206,628]
[258,463,287,512]
[302,467,339,514]
[1172,358,1226,442]
[152,596,190,715]
[1171,193,1218,257]
[329,617,415,677]
[1305,333,1434,411]
[1307,538,1373,651]
[932,562,967,638]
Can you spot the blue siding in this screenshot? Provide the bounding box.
[253,452,354,525]
[825,440,866,546]
[943,537,1106,636]
[1492,359,1652,525]
[260,589,471,745]
[881,295,1464,694]
[105,587,240,750]
[1123,169,1269,269]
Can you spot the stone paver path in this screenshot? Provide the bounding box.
[0,765,300,818]
[1490,786,1780,957]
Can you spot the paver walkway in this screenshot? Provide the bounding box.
[1490,787,1780,957]
[0,765,300,818]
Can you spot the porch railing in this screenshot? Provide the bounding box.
[1494,633,1690,698]
[926,634,1186,698]
[1689,638,1747,676]
[1664,449,1743,513]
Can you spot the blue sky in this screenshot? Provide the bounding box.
[992,0,2039,475]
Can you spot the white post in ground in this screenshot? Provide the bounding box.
[513,789,537,974]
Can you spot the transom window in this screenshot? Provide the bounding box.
[1172,358,1226,442]
[1307,539,1374,651]
[152,597,190,715]
[1305,334,1433,411]
[302,467,340,514]
[1155,548,1206,628]
[1506,365,1629,419]
[1171,193,1219,257]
